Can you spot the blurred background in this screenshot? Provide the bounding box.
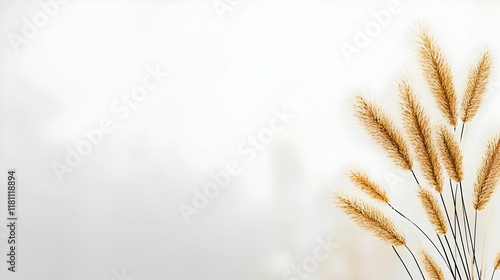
[1,0,500,279]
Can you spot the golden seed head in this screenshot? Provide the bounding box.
[435,124,463,182]
[473,134,500,211]
[334,192,406,246]
[418,187,448,235]
[399,78,444,192]
[417,26,457,127]
[348,170,390,204]
[462,49,492,123]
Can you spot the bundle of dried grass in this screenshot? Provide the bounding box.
[419,249,445,280]
[417,26,457,128]
[462,49,492,124]
[348,170,389,204]
[473,134,500,211]
[417,187,448,235]
[353,94,413,171]
[399,78,444,192]
[333,192,406,246]
[336,25,500,280]
[435,124,463,182]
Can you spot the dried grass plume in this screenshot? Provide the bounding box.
[419,249,445,280]
[348,170,389,204]
[399,78,444,192]
[462,49,492,123]
[333,192,406,246]
[417,26,458,127]
[418,187,448,235]
[435,124,463,182]
[353,94,413,170]
[473,134,500,211]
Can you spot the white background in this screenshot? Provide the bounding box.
[1,0,500,279]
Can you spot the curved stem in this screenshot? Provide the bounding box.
[389,204,450,270]
[474,211,481,280]
[460,123,465,142]
[444,235,471,280]
[393,246,414,280]
[440,193,472,278]
[405,245,426,280]
[411,170,420,186]
[460,182,481,279]
[460,183,470,253]
[438,234,458,279]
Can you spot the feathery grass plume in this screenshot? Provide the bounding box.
[495,252,500,270]
[353,94,413,171]
[417,187,448,235]
[399,78,444,192]
[348,170,389,204]
[419,249,445,280]
[462,49,492,123]
[473,134,500,211]
[417,26,458,127]
[435,124,463,182]
[333,192,406,246]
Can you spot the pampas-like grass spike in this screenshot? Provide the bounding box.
[462,49,492,123]
[417,187,448,235]
[334,192,406,246]
[473,134,500,211]
[435,124,463,182]
[419,249,445,280]
[353,94,413,171]
[399,78,444,192]
[348,170,389,204]
[495,252,500,270]
[417,26,458,127]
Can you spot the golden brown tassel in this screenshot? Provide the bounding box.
[417,26,458,128]
[417,187,448,235]
[348,170,389,204]
[435,124,463,182]
[473,134,500,211]
[353,94,413,170]
[399,78,444,192]
[334,192,406,246]
[462,49,492,124]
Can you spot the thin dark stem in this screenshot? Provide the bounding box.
[393,246,414,280]
[438,233,457,279]
[449,193,471,275]
[474,211,480,280]
[459,182,481,279]
[441,193,472,279]
[459,182,472,243]
[492,270,496,280]
[411,170,420,186]
[452,180,458,279]
[460,123,465,142]
[444,235,471,280]
[390,204,449,271]
[463,207,469,252]
[405,245,426,280]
